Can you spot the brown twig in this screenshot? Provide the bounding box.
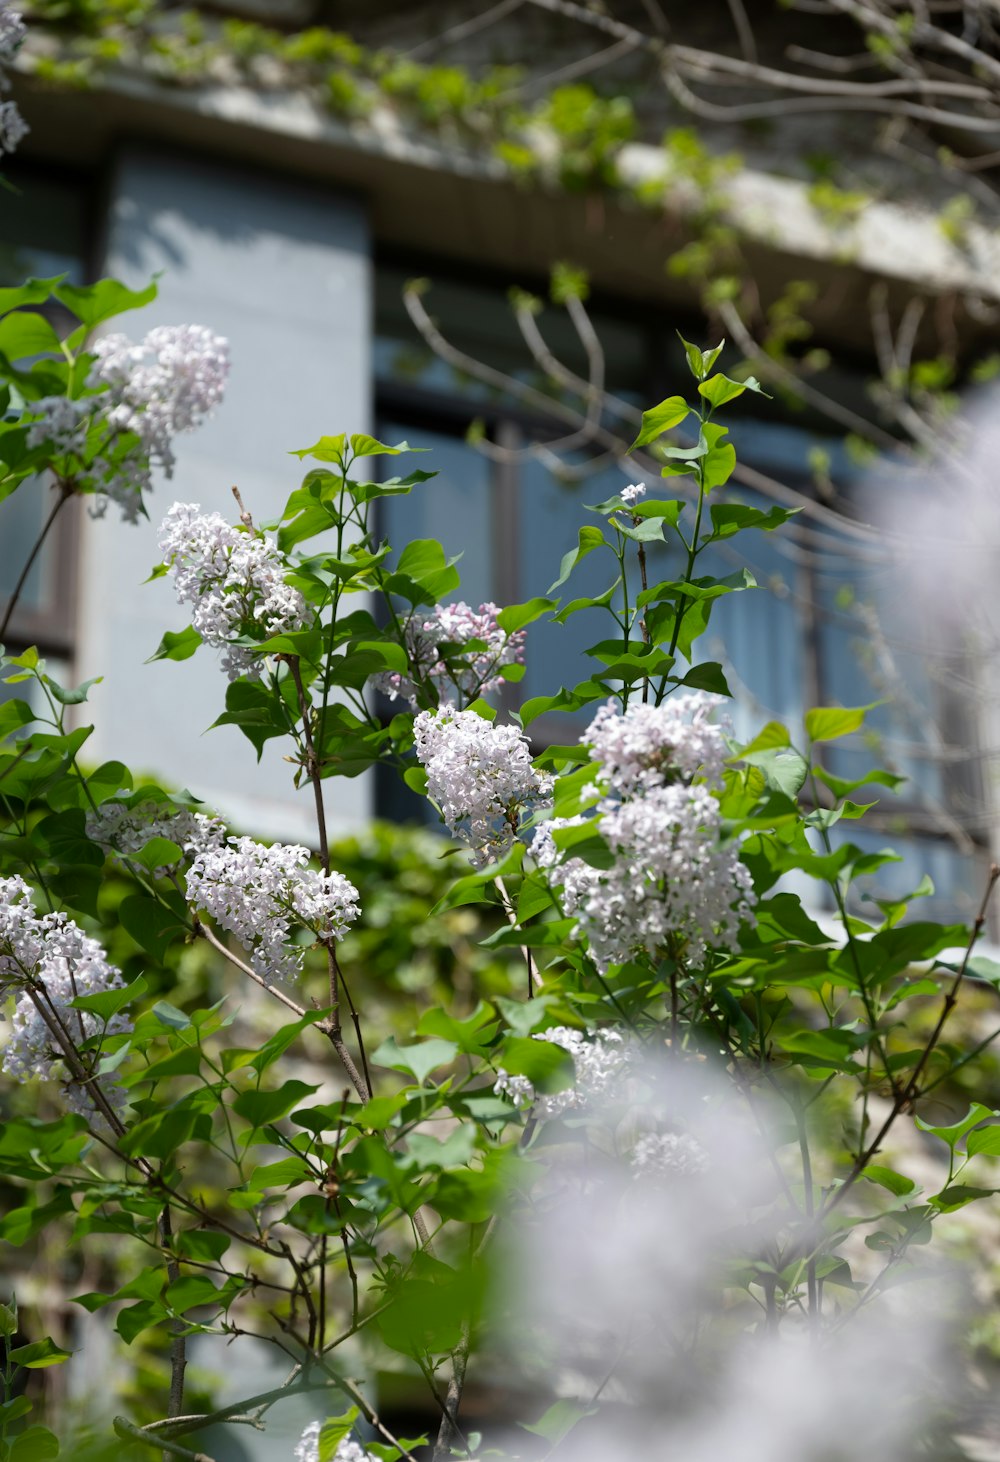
[0,482,70,644]
[821,862,1000,1221]
[160,1202,187,1439]
[114,1416,216,1462]
[283,654,372,1101]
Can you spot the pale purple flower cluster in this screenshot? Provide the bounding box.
[92,325,228,470]
[620,481,646,505]
[159,503,307,679]
[185,837,360,984]
[0,875,130,1120]
[493,1025,630,1119]
[0,3,27,156]
[25,396,89,461]
[413,706,552,868]
[631,1131,709,1179]
[27,325,229,521]
[87,800,226,876]
[534,694,755,970]
[295,1423,374,1462]
[373,601,525,707]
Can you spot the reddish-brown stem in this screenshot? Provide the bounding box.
[0,481,70,643]
[821,863,1000,1222]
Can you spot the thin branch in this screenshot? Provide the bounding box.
[403,0,525,59]
[284,654,371,1102]
[160,1203,187,1435]
[114,1417,216,1462]
[193,918,308,1021]
[495,875,537,996]
[822,862,1000,1220]
[726,0,758,62]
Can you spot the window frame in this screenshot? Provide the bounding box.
[371,249,989,875]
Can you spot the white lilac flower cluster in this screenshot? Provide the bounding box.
[587,694,728,793]
[619,481,646,506]
[0,875,130,1119]
[493,1025,630,1119]
[185,837,360,984]
[294,1422,374,1462]
[533,693,755,971]
[27,325,229,522]
[373,601,525,707]
[0,2,27,155]
[413,706,552,868]
[159,503,307,680]
[86,800,226,877]
[631,1131,709,1179]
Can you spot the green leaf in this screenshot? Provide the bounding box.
[372,1036,457,1085]
[292,433,346,464]
[0,312,63,360]
[628,395,689,451]
[0,698,34,740]
[119,1106,209,1161]
[521,1399,598,1445]
[56,276,157,333]
[805,705,870,743]
[553,582,620,624]
[966,1124,1000,1158]
[232,1080,319,1128]
[318,1411,361,1462]
[915,1102,995,1151]
[127,835,182,873]
[678,661,730,695]
[739,746,808,799]
[8,1338,72,1368]
[708,503,796,539]
[42,674,102,707]
[813,764,905,799]
[147,625,202,664]
[698,373,768,408]
[118,894,188,963]
[151,1000,190,1031]
[930,1184,998,1213]
[0,276,65,316]
[1,1192,74,1246]
[115,1299,168,1345]
[71,975,146,1022]
[548,524,607,592]
[9,1426,60,1461]
[417,1001,498,1055]
[739,721,790,755]
[175,1231,231,1264]
[349,433,406,459]
[211,678,291,758]
[496,597,556,634]
[385,539,461,604]
[136,1045,203,1083]
[498,1035,574,1087]
[862,1165,916,1197]
[84,760,132,805]
[700,422,737,490]
[677,332,724,382]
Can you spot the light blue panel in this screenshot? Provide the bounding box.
[76,150,372,839]
[377,420,492,599]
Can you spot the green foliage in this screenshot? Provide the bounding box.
[0,302,995,1462]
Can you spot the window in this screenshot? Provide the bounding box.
[0,168,90,659]
[373,255,990,918]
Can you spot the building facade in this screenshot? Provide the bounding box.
[1,7,997,922]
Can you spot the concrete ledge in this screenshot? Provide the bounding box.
[13,65,1000,356]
